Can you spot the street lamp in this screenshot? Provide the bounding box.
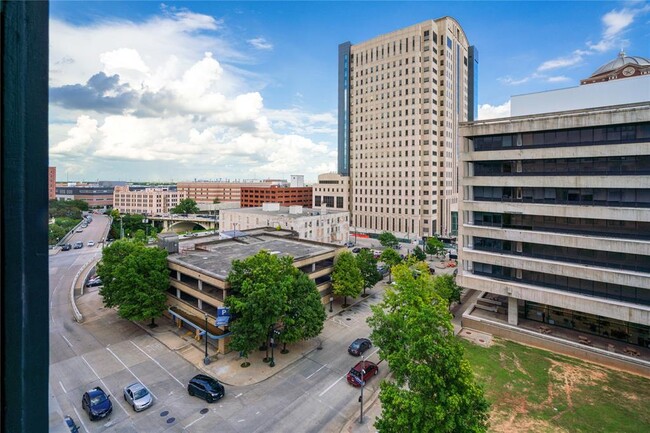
[142,218,149,240]
[329,295,334,313]
[359,356,366,424]
[203,313,211,365]
[119,215,124,239]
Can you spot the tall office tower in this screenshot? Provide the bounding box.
[338,17,477,239]
[459,54,650,349]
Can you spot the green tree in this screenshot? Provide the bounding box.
[378,231,399,250]
[380,248,402,283]
[331,251,364,307]
[225,251,293,360]
[171,198,200,214]
[356,248,382,296]
[412,245,427,261]
[368,264,489,433]
[425,236,445,259]
[96,239,169,326]
[433,274,462,309]
[279,269,327,352]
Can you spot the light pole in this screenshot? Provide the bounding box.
[120,216,124,239]
[269,327,277,368]
[203,313,211,365]
[329,295,334,313]
[142,218,149,240]
[359,357,366,424]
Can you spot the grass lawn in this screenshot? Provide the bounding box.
[461,338,650,433]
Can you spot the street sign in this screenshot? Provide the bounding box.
[215,307,230,326]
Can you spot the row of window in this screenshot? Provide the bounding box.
[471,122,650,151]
[472,187,650,207]
[472,263,650,306]
[472,212,650,240]
[472,237,650,273]
[472,155,650,176]
[314,196,345,209]
[352,214,426,233]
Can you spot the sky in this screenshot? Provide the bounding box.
[49,1,650,183]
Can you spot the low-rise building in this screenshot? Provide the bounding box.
[240,185,313,208]
[220,203,350,244]
[177,179,286,204]
[163,229,344,353]
[113,185,186,215]
[312,173,349,211]
[55,184,114,208]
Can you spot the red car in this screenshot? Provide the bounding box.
[346,360,378,387]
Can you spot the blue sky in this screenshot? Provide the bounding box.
[49,1,650,183]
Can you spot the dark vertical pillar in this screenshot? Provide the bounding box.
[468,46,479,121]
[1,2,50,432]
[338,42,351,176]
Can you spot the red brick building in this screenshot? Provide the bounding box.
[240,186,313,208]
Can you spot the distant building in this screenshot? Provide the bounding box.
[459,52,650,351]
[55,185,114,208]
[48,167,56,200]
[163,229,344,353]
[113,185,187,215]
[240,185,313,208]
[220,203,350,244]
[177,179,287,204]
[580,51,650,85]
[312,173,350,211]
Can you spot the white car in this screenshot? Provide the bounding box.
[87,240,95,247]
[123,382,153,412]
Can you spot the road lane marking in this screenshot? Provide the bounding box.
[237,419,245,423]
[318,375,345,397]
[305,364,328,380]
[367,347,380,358]
[72,406,89,433]
[183,414,205,430]
[62,334,73,348]
[59,381,67,393]
[80,355,129,416]
[235,393,243,398]
[106,346,158,399]
[129,340,184,387]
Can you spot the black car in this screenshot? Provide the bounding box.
[86,277,102,287]
[348,338,372,356]
[82,386,112,421]
[64,415,79,433]
[61,243,72,251]
[352,247,361,253]
[73,241,83,249]
[188,374,225,403]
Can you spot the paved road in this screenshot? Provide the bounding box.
[49,216,385,432]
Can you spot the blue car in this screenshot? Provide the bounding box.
[82,386,112,421]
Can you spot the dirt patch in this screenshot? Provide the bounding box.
[498,351,530,377]
[490,393,570,433]
[546,359,607,409]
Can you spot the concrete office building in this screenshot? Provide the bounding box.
[113,185,187,215]
[312,173,350,211]
[164,230,344,353]
[458,55,650,349]
[220,203,350,244]
[338,17,477,240]
[55,184,114,208]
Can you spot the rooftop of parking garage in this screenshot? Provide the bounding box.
[169,233,340,280]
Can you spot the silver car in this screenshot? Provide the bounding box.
[123,382,153,412]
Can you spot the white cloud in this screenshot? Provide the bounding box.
[546,76,570,83]
[248,37,273,50]
[49,7,336,182]
[51,115,98,154]
[477,101,511,120]
[602,9,635,39]
[537,55,583,72]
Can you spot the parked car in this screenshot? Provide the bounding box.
[372,249,382,258]
[123,382,153,412]
[61,243,72,251]
[348,338,372,356]
[75,229,84,233]
[86,277,102,287]
[63,415,79,433]
[73,241,83,249]
[352,247,361,254]
[87,240,95,247]
[346,360,378,387]
[82,386,112,421]
[345,241,354,247]
[187,374,225,403]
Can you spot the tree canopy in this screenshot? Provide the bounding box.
[96,239,169,325]
[171,198,200,214]
[425,236,446,258]
[378,231,399,250]
[225,250,326,359]
[368,264,489,433]
[331,251,364,307]
[356,248,382,295]
[412,245,427,261]
[380,248,403,282]
[433,274,462,308]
